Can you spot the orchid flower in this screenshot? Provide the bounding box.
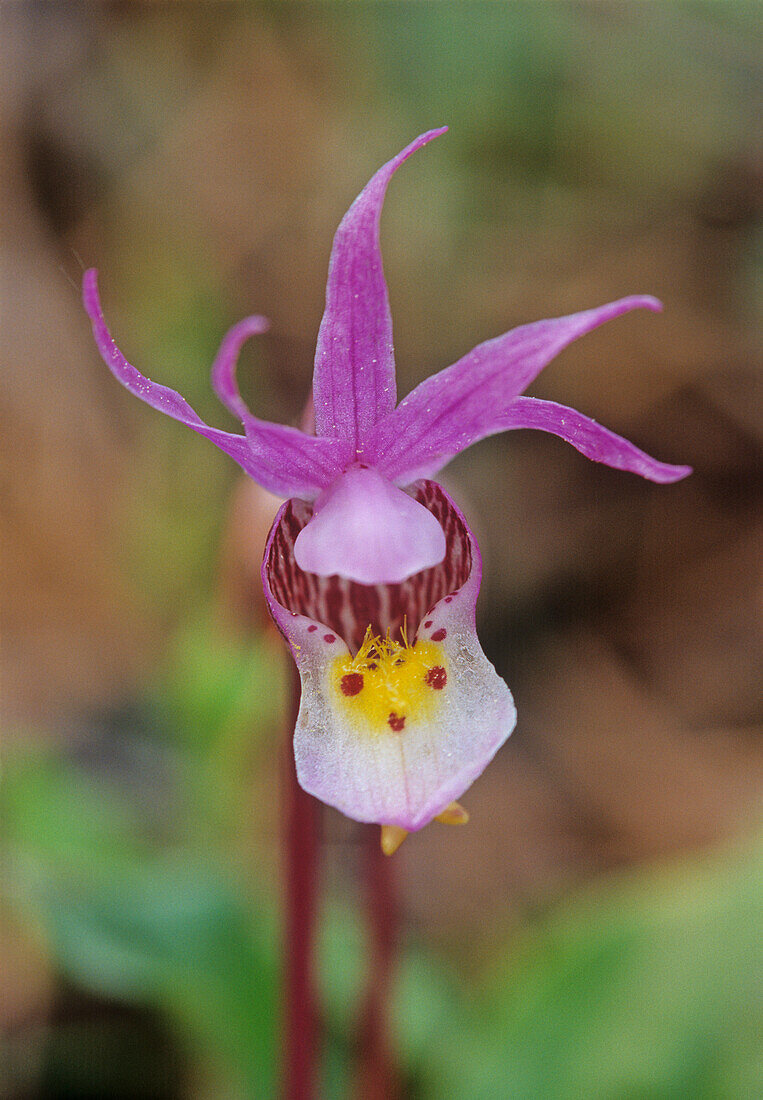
[84,127,690,852]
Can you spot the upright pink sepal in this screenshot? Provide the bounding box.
[312,128,447,449]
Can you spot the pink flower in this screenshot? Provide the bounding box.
[84,128,690,836]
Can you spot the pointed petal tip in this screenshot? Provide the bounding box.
[312,123,448,445]
[82,267,99,314]
[231,314,271,336]
[435,801,470,825]
[609,293,663,318]
[381,824,409,856]
[632,294,663,313]
[494,397,693,485]
[650,462,693,484]
[210,314,271,421]
[395,126,448,166]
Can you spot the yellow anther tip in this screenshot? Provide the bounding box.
[380,824,409,856]
[435,801,469,825]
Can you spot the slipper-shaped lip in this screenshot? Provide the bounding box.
[263,479,516,830]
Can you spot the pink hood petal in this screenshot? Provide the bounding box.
[293,466,446,584]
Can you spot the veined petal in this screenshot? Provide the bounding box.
[367,295,663,482]
[496,397,692,482]
[293,466,446,584]
[83,269,350,498]
[312,127,447,449]
[263,481,516,830]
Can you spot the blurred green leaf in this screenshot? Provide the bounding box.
[151,613,286,848]
[2,754,153,869]
[4,776,280,1099]
[154,612,285,757]
[1,623,286,1097]
[423,836,762,1099]
[4,726,760,1098]
[30,853,278,1098]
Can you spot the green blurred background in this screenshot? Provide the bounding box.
[1,3,761,1097]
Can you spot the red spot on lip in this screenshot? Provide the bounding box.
[424,620,433,628]
[444,597,453,604]
[323,633,336,643]
[425,665,447,690]
[387,712,406,732]
[307,625,317,633]
[341,672,364,696]
[431,628,447,641]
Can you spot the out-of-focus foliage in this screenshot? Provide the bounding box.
[2,618,286,1097]
[2,621,760,1097]
[421,841,762,1099]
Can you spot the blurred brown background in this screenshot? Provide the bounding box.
[1,4,761,1097]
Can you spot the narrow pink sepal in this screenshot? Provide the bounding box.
[312,128,447,449]
[367,295,664,482]
[497,397,692,482]
[210,315,270,421]
[83,269,351,498]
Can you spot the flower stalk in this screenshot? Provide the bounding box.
[283,664,321,1100]
[354,826,399,1099]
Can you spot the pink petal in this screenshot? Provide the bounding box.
[210,314,270,421]
[312,128,447,449]
[263,481,516,830]
[497,397,692,482]
[367,295,663,482]
[293,466,446,584]
[83,269,351,498]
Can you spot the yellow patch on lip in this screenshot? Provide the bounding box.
[331,624,448,733]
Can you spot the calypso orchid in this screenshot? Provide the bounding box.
[84,127,690,851]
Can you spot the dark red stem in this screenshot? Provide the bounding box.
[283,665,320,1100]
[354,828,399,1100]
